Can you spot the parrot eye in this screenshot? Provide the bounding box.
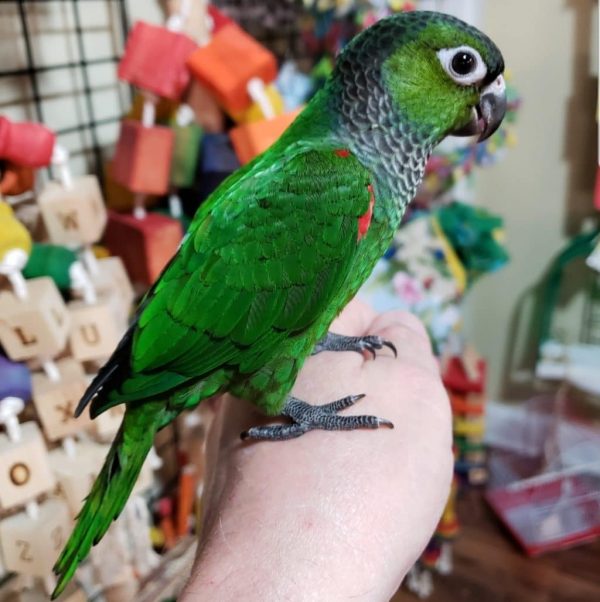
[437,46,487,86]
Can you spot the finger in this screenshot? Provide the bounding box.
[329,296,377,336]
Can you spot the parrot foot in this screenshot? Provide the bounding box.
[240,394,394,441]
[312,332,397,359]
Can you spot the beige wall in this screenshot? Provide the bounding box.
[465,0,598,401]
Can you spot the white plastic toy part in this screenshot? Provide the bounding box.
[176,103,196,127]
[69,260,98,305]
[51,144,73,189]
[247,77,276,119]
[0,396,25,443]
[0,248,29,300]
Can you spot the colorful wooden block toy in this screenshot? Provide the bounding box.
[184,81,225,134]
[170,106,203,189]
[112,120,174,195]
[196,133,240,203]
[0,277,70,361]
[0,162,35,196]
[0,421,56,510]
[229,109,301,164]
[31,359,93,442]
[0,117,55,168]
[118,21,197,101]
[37,176,107,247]
[186,23,278,114]
[103,211,183,285]
[0,355,32,401]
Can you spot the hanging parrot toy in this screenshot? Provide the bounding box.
[53,11,506,596]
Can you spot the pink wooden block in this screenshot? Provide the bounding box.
[0,117,55,168]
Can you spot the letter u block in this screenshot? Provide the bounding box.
[67,300,122,362]
[31,359,93,442]
[0,422,56,511]
[0,498,71,577]
[186,24,278,114]
[0,277,70,361]
[118,21,197,101]
[37,176,107,246]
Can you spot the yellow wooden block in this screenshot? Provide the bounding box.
[0,277,70,361]
[31,359,93,442]
[67,300,121,362]
[38,176,107,246]
[0,498,71,577]
[0,422,56,510]
[229,84,285,124]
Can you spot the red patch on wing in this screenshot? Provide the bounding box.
[358,184,375,241]
[334,149,351,158]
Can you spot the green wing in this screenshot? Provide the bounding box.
[90,146,372,414]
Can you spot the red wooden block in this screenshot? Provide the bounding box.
[112,120,174,195]
[0,162,35,196]
[186,23,277,114]
[0,117,55,168]
[442,356,486,394]
[103,211,183,285]
[118,21,197,101]
[207,5,234,32]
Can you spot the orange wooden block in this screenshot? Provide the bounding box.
[449,392,485,416]
[37,176,107,246]
[0,277,70,361]
[31,359,93,442]
[0,162,35,196]
[186,23,277,114]
[229,110,301,164]
[0,498,71,577]
[184,81,225,134]
[0,422,56,511]
[104,161,159,212]
[103,211,183,285]
[67,300,122,362]
[112,120,174,195]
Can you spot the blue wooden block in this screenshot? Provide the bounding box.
[0,354,32,400]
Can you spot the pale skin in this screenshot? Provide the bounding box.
[181,299,453,601]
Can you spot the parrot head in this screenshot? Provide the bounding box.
[334,11,506,145]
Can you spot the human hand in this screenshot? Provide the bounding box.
[181,299,453,601]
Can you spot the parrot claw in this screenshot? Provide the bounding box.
[240,394,394,441]
[312,332,398,359]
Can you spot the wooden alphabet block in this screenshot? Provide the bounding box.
[31,359,93,442]
[118,21,197,101]
[0,277,70,361]
[0,422,56,510]
[91,256,135,326]
[112,120,174,195]
[67,300,122,362]
[93,405,124,441]
[0,117,55,168]
[103,211,183,286]
[0,498,71,577]
[37,176,107,246]
[186,24,278,114]
[229,109,301,164]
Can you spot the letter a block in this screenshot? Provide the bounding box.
[0,277,70,361]
[38,176,107,246]
[67,300,122,362]
[0,422,56,511]
[31,359,93,442]
[0,498,71,577]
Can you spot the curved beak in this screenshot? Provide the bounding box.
[452,75,507,142]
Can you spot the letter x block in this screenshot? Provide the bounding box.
[0,498,71,577]
[118,21,197,101]
[37,176,107,246]
[31,359,93,442]
[67,300,122,362]
[0,277,70,361]
[0,422,56,511]
[186,24,278,114]
[103,211,183,286]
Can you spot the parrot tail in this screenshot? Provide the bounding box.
[52,403,164,599]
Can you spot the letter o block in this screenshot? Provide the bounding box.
[67,300,122,362]
[0,498,71,577]
[0,277,70,361]
[38,176,107,246]
[0,422,56,511]
[31,359,93,442]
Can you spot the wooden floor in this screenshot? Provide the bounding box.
[392,490,600,602]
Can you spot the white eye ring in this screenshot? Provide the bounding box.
[437,46,487,86]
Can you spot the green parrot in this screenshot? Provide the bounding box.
[52,11,505,597]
